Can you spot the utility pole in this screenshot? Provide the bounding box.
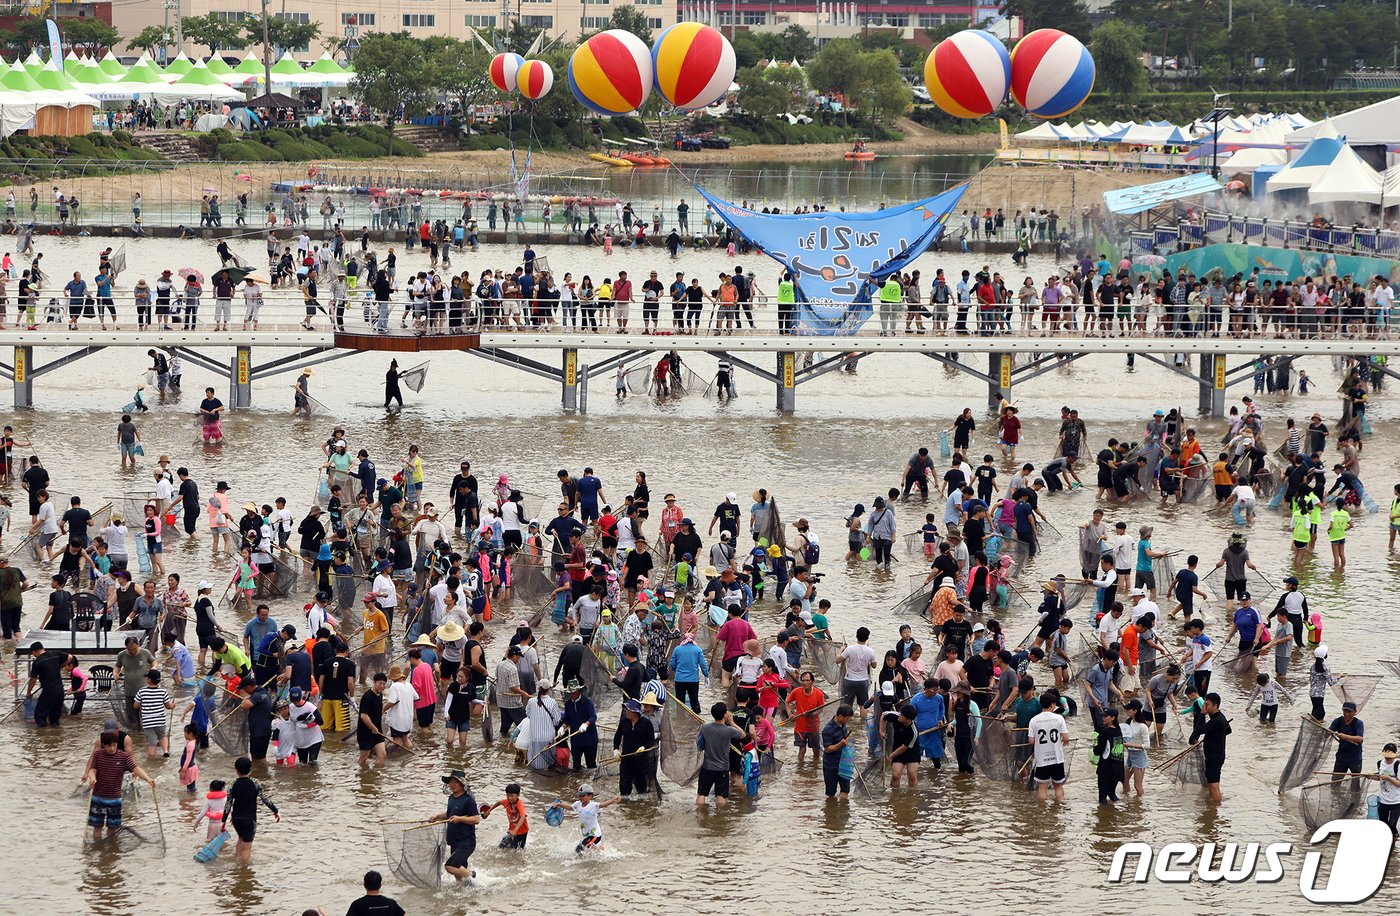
[261,0,271,94]
[161,0,178,63]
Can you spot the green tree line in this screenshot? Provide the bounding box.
[1005,0,1400,94]
[349,28,912,154]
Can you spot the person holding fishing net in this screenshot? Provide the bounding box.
[81,729,156,840]
[1329,702,1365,781]
[1028,691,1070,803]
[1188,692,1232,802]
[426,769,480,883]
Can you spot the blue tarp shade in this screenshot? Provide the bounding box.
[1103,173,1224,215]
[695,185,966,335]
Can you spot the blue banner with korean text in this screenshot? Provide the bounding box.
[696,185,966,335]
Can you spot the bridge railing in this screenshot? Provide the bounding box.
[9,286,1389,343]
[1136,211,1400,260]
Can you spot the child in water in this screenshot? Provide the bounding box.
[1305,612,1324,649]
[480,782,530,849]
[557,784,621,854]
[194,779,226,840]
[178,723,200,792]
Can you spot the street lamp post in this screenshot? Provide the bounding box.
[1206,105,1232,181]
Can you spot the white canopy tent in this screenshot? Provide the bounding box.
[1015,121,1075,141]
[151,60,245,103]
[0,89,37,136]
[1220,147,1289,171]
[1286,96,1400,146]
[1306,144,1383,204]
[1268,121,1344,191]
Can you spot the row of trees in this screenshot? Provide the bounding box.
[736,40,912,122]
[350,24,912,153]
[126,14,321,59]
[0,13,320,61]
[1005,0,1400,93]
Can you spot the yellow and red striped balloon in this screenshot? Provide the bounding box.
[568,29,653,116]
[651,23,736,111]
[517,59,554,100]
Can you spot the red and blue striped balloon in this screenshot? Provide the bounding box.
[1010,29,1095,119]
[923,30,1009,119]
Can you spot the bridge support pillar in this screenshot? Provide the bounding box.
[230,345,252,408]
[1198,353,1226,417]
[13,345,30,408]
[989,352,1011,410]
[561,348,579,411]
[776,352,795,413]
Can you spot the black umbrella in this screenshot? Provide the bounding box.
[212,265,255,284]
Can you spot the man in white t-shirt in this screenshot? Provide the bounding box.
[242,278,263,330]
[427,576,450,629]
[372,561,398,626]
[153,471,174,515]
[32,489,60,563]
[1129,589,1160,625]
[273,499,294,549]
[1230,481,1256,523]
[306,593,332,636]
[1373,279,1394,320]
[837,626,878,722]
[616,510,637,554]
[1028,692,1070,801]
[1097,600,1126,648]
[1111,522,1135,591]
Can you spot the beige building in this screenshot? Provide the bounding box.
[114,0,677,57]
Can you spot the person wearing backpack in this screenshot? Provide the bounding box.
[794,518,820,569]
[1092,706,1125,804]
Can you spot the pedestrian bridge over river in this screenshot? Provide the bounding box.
[3,305,1394,414]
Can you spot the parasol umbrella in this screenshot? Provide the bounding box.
[212,265,254,284]
[1225,179,1246,190]
[179,268,205,285]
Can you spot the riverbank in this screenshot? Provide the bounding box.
[0,143,1163,222]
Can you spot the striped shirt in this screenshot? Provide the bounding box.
[87,748,136,799]
[134,685,170,730]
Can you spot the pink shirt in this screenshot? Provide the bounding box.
[751,714,775,749]
[410,662,437,709]
[716,617,757,661]
[659,504,683,543]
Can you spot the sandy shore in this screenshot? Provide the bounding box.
[957,164,1164,215]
